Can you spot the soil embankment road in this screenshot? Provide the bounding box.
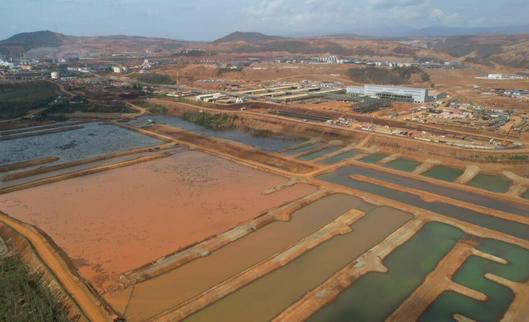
[0,213,111,321]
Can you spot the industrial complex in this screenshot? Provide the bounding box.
[1,24,529,322]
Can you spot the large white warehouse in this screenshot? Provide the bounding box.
[347,84,428,103]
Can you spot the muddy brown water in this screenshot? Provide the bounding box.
[107,194,374,321]
[0,150,315,292]
[186,207,413,322]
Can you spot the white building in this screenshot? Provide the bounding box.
[347,84,428,103]
[112,66,127,73]
[50,71,60,80]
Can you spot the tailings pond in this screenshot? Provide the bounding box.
[0,122,162,166]
[129,116,303,152]
[0,150,315,291]
[309,222,463,321]
[318,167,529,241]
[385,158,421,172]
[108,194,375,321]
[420,239,529,321]
[332,165,529,217]
[186,206,412,322]
[298,146,343,161]
[359,153,388,164]
[422,165,463,182]
[467,173,512,194]
[320,150,360,165]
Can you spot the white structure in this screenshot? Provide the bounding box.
[50,71,60,80]
[195,93,224,103]
[487,74,525,80]
[112,66,127,73]
[347,84,428,103]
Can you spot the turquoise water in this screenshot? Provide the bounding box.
[385,158,421,172]
[360,153,388,164]
[186,207,413,322]
[0,123,162,166]
[467,173,512,194]
[320,150,360,165]
[130,116,304,152]
[298,146,343,161]
[309,222,463,322]
[420,239,529,322]
[422,165,463,182]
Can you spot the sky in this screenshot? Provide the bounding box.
[1,0,528,41]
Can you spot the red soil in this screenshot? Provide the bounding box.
[0,150,315,292]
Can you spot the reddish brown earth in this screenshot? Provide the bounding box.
[0,150,315,292]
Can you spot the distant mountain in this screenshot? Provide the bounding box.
[213,31,284,44]
[427,34,529,68]
[414,25,529,37]
[0,30,192,58]
[0,31,65,56]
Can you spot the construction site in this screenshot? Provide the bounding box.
[1,92,529,322]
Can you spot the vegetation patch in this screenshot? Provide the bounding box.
[347,66,430,85]
[134,73,175,85]
[0,255,70,321]
[139,102,168,115]
[45,97,134,115]
[0,81,58,119]
[182,111,237,130]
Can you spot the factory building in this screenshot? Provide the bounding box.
[346,85,428,103]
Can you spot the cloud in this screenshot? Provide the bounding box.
[1,0,529,40]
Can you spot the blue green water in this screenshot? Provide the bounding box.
[334,165,529,217]
[385,158,421,172]
[320,150,360,165]
[359,153,388,164]
[318,167,529,241]
[309,222,463,322]
[298,146,343,161]
[186,207,413,322]
[467,173,512,194]
[420,239,529,322]
[423,165,464,182]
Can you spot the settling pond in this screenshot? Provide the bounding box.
[332,165,529,217]
[318,167,529,241]
[421,239,529,321]
[108,194,376,321]
[130,116,304,152]
[309,222,463,321]
[186,206,413,322]
[0,123,162,166]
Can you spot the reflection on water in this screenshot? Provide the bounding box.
[130,116,304,151]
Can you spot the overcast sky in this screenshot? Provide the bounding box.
[1,0,528,40]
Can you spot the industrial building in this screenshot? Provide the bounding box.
[347,85,428,103]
